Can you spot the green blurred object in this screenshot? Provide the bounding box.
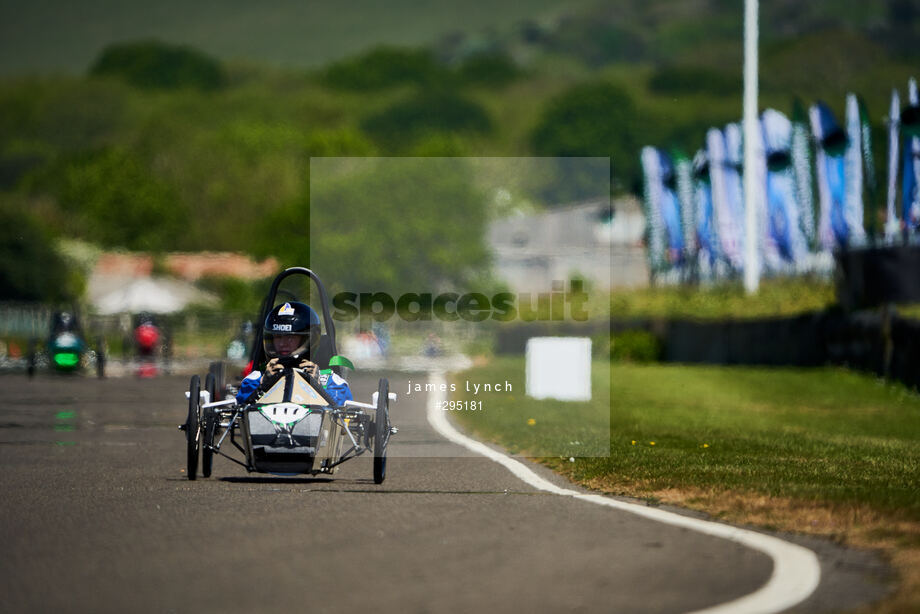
[611,330,661,362]
[49,330,84,370]
[327,355,355,371]
[322,46,446,90]
[360,91,493,150]
[0,202,72,302]
[89,40,226,90]
[52,351,80,369]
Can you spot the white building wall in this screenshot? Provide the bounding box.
[488,197,647,292]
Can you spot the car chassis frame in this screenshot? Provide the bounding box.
[179,267,396,483]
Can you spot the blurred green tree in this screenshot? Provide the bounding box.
[0,201,72,301]
[547,21,646,66]
[248,128,379,267]
[649,65,741,96]
[89,40,226,90]
[309,158,490,294]
[456,52,522,86]
[56,149,187,251]
[251,195,310,270]
[361,90,492,151]
[531,81,641,199]
[322,46,450,90]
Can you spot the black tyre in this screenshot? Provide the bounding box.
[26,338,37,378]
[373,378,389,484]
[205,371,217,405]
[201,408,217,478]
[208,361,225,401]
[95,336,105,379]
[216,361,226,400]
[186,375,201,480]
[202,373,218,477]
[163,332,172,374]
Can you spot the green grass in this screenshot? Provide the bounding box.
[453,357,920,517]
[610,276,838,320]
[897,304,920,321]
[450,359,611,458]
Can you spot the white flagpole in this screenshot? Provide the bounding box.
[743,0,760,293]
[886,89,901,241]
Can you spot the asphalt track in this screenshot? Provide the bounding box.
[0,372,889,613]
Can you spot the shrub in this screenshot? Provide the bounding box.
[611,329,661,362]
[0,201,71,301]
[648,65,741,96]
[530,81,641,196]
[457,52,521,87]
[57,149,187,251]
[360,91,492,150]
[89,40,226,90]
[322,46,448,90]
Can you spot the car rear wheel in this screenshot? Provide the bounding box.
[186,375,201,480]
[373,378,389,484]
[202,373,217,478]
[26,338,37,378]
[208,361,225,401]
[95,336,105,378]
[201,408,218,478]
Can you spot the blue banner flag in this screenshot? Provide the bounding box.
[706,126,745,271]
[692,149,719,277]
[791,100,816,250]
[761,109,808,267]
[674,150,696,263]
[810,101,849,249]
[641,147,685,273]
[658,150,685,265]
[857,95,878,239]
[901,78,920,233]
[844,93,867,246]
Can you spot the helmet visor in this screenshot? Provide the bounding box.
[263,333,309,358]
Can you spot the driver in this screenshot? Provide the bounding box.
[235,302,352,406]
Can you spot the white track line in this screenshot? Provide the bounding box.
[426,372,820,614]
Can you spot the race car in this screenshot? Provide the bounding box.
[27,310,104,378]
[180,267,396,482]
[129,312,172,358]
[133,312,162,356]
[128,312,172,377]
[225,320,254,362]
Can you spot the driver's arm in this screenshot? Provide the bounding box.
[260,358,284,390]
[260,357,319,390]
[264,358,284,379]
[235,370,263,403]
[295,358,319,379]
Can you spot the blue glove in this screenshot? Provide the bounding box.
[235,371,262,404]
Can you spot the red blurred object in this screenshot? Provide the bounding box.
[134,324,160,355]
[136,363,159,378]
[241,360,253,378]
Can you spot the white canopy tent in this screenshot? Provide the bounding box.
[92,276,217,315]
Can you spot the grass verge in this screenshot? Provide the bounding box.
[610,276,837,319]
[452,358,920,613]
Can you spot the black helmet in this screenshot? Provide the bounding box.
[263,302,321,359]
[51,311,77,334]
